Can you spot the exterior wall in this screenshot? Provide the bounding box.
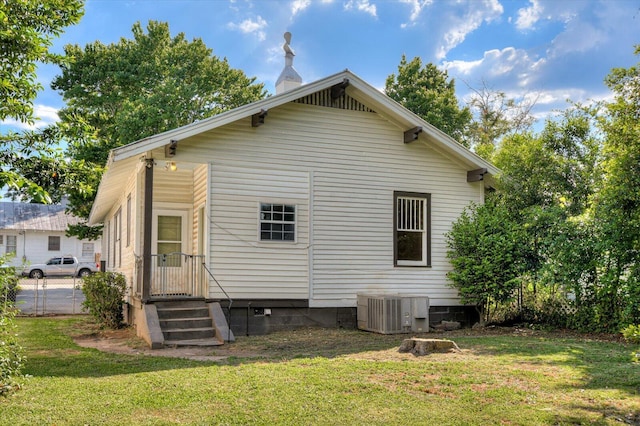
[206,165,310,300]
[192,164,208,255]
[1,230,101,268]
[176,102,484,307]
[100,164,141,300]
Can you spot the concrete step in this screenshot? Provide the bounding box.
[159,317,213,330]
[164,337,224,347]
[155,300,207,309]
[162,326,216,341]
[157,306,210,319]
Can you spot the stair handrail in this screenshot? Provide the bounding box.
[201,262,233,342]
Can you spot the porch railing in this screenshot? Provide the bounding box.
[133,253,207,299]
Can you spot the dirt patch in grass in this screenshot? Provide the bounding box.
[70,321,625,362]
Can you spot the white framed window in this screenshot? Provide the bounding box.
[394,192,430,267]
[82,243,94,258]
[0,235,3,245]
[6,235,17,255]
[48,236,61,251]
[259,203,296,242]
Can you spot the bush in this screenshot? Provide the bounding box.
[81,272,127,329]
[0,306,25,397]
[621,324,640,344]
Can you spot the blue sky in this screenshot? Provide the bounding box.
[3,0,640,132]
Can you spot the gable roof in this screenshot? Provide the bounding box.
[0,201,79,232]
[89,69,498,224]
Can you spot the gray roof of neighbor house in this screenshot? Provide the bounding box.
[0,201,80,232]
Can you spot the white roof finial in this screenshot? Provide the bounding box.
[276,32,302,94]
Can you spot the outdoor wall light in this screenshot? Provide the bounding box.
[166,161,177,171]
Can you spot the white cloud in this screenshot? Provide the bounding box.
[291,0,311,16]
[227,16,268,41]
[435,0,503,60]
[400,0,433,28]
[344,0,377,17]
[444,47,545,85]
[515,0,543,30]
[1,104,60,131]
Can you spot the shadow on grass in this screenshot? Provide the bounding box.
[16,315,640,403]
[441,328,640,399]
[17,317,213,379]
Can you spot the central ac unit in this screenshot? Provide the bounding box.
[357,294,429,334]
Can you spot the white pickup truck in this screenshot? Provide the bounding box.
[21,256,100,279]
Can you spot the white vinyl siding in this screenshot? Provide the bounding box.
[164,102,484,306]
[192,164,208,254]
[207,165,309,300]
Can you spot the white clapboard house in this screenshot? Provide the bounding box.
[88,42,497,348]
[0,201,101,269]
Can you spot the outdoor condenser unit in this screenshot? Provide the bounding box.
[357,294,430,334]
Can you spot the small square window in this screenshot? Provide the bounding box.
[48,236,61,251]
[259,203,296,242]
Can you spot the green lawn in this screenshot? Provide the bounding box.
[1,317,639,425]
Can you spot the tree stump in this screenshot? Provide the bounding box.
[398,338,460,356]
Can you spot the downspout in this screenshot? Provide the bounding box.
[142,158,154,303]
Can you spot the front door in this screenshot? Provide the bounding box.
[151,210,189,296]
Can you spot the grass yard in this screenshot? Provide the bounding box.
[1,317,639,425]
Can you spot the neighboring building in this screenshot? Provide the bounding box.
[0,201,101,269]
[88,38,497,346]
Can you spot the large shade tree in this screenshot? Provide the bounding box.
[465,81,537,160]
[385,55,471,144]
[592,45,640,327]
[53,20,267,164]
[0,0,84,202]
[39,21,268,238]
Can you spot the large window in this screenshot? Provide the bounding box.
[6,235,16,255]
[48,236,61,251]
[394,192,430,267]
[259,203,296,241]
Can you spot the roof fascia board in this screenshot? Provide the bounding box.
[111,71,354,163]
[344,74,499,175]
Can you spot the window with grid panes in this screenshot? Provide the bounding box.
[259,203,295,241]
[394,192,430,267]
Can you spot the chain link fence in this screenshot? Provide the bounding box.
[13,277,86,315]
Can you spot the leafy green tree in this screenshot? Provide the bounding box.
[0,0,84,123]
[0,0,84,203]
[44,21,268,238]
[465,81,537,160]
[53,20,267,164]
[385,55,471,143]
[486,107,604,327]
[446,198,527,324]
[591,45,640,327]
